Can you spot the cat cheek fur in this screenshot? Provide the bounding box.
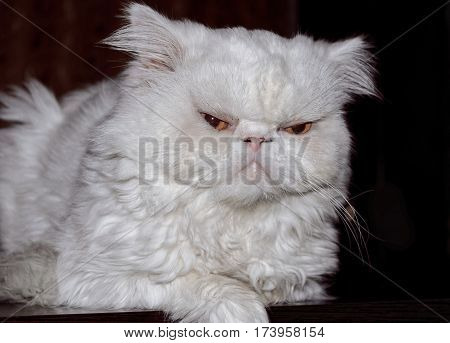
[0,3,376,322]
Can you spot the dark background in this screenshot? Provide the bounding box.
[0,0,449,303]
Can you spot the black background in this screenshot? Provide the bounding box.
[304,0,450,300]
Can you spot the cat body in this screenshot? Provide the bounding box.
[0,4,375,322]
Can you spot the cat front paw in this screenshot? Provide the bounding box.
[169,274,269,323]
[207,297,269,323]
[180,298,268,323]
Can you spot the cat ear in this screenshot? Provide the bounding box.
[327,36,379,98]
[103,3,183,71]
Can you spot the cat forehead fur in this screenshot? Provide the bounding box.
[107,4,376,125]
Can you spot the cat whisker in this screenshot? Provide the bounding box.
[349,189,375,201]
[301,174,370,263]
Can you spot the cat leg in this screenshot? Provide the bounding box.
[57,270,267,322]
[165,273,269,323]
[56,270,169,310]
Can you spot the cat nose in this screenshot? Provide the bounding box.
[243,137,272,152]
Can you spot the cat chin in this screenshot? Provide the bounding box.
[209,183,286,207]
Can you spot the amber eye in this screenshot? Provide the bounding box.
[202,113,229,131]
[283,122,313,135]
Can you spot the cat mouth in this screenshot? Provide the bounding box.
[238,160,271,180]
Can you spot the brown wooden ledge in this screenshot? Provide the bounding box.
[0,299,448,323]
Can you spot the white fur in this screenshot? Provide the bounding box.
[0,3,375,322]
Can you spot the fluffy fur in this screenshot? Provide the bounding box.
[0,4,376,322]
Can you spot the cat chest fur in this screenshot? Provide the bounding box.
[92,182,340,302]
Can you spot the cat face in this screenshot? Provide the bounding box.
[105,4,376,205]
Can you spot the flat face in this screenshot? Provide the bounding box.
[107,7,374,205]
[132,32,350,203]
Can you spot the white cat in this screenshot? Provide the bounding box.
[0,3,376,322]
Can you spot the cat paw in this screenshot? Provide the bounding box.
[170,274,269,323]
[0,244,57,305]
[207,297,269,323]
[180,298,269,323]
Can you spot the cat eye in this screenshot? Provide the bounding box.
[202,113,230,131]
[283,122,313,135]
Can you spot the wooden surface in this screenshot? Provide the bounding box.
[0,299,449,323]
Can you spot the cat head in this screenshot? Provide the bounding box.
[103,3,377,206]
